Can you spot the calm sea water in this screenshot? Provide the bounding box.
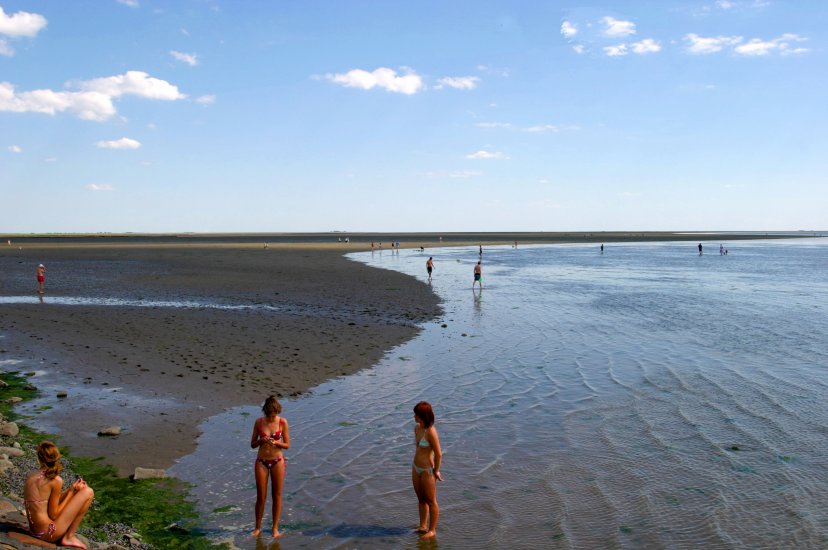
[167,239,825,549]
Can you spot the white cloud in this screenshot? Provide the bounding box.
[735,34,807,56]
[0,38,12,56]
[631,38,661,54]
[86,183,114,191]
[449,170,483,178]
[561,21,577,38]
[96,137,141,149]
[116,0,139,7]
[0,6,47,38]
[0,71,185,121]
[602,16,636,37]
[476,122,513,129]
[195,94,215,105]
[170,50,198,66]
[524,125,561,133]
[684,33,743,54]
[604,44,628,57]
[435,76,480,90]
[465,150,509,160]
[8,145,21,153]
[573,44,586,54]
[77,71,186,100]
[716,0,737,8]
[325,67,423,95]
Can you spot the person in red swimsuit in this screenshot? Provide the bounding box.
[23,441,94,549]
[250,395,290,538]
[36,264,46,294]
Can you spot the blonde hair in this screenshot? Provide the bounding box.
[36,441,62,480]
[262,395,282,416]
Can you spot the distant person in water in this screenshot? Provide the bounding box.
[600,244,604,252]
[412,401,443,539]
[426,257,434,281]
[23,441,94,549]
[36,264,46,294]
[698,243,703,255]
[720,244,724,255]
[251,396,290,538]
[473,261,482,290]
[479,244,483,256]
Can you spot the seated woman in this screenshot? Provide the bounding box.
[23,441,94,549]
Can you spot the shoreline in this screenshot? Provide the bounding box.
[0,245,441,475]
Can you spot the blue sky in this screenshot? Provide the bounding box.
[1,1,825,233]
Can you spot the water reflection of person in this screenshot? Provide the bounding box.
[251,396,290,538]
[412,401,443,539]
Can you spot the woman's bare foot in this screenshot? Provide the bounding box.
[272,528,282,538]
[416,525,428,533]
[421,530,437,539]
[58,535,87,549]
[251,528,261,537]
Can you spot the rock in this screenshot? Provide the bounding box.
[0,447,23,458]
[97,426,121,437]
[22,384,37,391]
[99,545,129,550]
[0,458,15,476]
[0,510,27,530]
[3,397,22,404]
[133,467,166,480]
[0,380,7,388]
[7,530,56,548]
[12,443,19,449]
[0,422,19,437]
[0,496,18,514]
[56,391,68,398]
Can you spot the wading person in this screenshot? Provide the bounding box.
[473,261,483,290]
[23,441,94,549]
[36,263,46,294]
[412,401,443,539]
[426,257,434,281]
[251,395,290,538]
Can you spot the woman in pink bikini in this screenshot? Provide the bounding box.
[22,441,94,549]
[250,395,290,538]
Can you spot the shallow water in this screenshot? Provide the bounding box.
[163,238,828,549]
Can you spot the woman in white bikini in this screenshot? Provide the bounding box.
[412,401,443,539]
[22,441,94,549]
[250,395,290,538]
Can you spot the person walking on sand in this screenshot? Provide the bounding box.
[36,264,46,294]
[251,396,290,538]
[412,401,443,539]
[23,441,94,549]
[698,243,703,256]
[426,257,435,281]
[473,261,483,290]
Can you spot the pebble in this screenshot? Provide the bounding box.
[56,391,68,398]
[97,426,122,437]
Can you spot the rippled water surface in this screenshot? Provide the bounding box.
[171,239,828,549]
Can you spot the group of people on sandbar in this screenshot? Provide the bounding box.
[251,396,443,540]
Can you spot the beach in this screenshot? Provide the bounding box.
[0,240,442,474]
[0,232,818,472]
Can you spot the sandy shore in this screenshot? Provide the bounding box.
[0,231,819,475]
[0,243,441,475]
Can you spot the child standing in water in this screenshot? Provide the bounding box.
[36,264,46,294]
[251,396,290,538]
[412,401,443,539]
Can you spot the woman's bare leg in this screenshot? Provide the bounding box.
[411,468,428,532]
[50,486,94,548]
[270,460,286,537]
[420,472,439,539]
[252,461,269,536]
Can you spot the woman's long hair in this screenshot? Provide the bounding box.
[36,441,62,480]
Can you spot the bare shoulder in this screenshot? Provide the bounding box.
[280,417,289,428]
